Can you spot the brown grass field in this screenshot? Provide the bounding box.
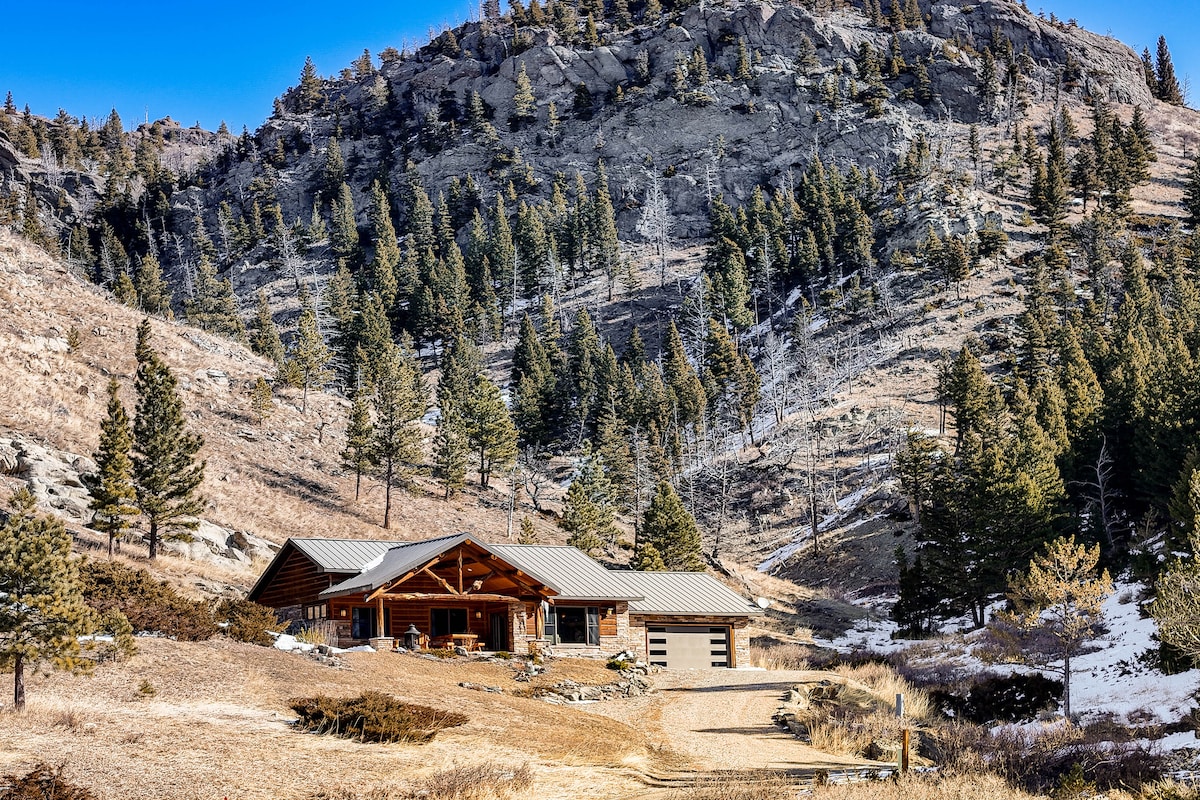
[0,640,664,800]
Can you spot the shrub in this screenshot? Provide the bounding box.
[79,560,216,641]
[289,692,468,744]
[932,673,1063,724]
[414,763,533,800]
[214,597,279,646]
[0,764,96,800]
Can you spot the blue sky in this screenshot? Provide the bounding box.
[0,1,1193,132]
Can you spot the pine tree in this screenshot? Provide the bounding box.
[0,489,95,710]
[641,481,704,571]
[250,377,275,424]
[249,290,285,365]
[735,38,753,82]
[632,539,667,571]
[1183,154,1200,228]
[322,138,346,201]
[185,256,245,341]
[370,344,425,529]
[287,292,332,413]
[561,453,619,555]
[518,516,539,544]
[297,56,324,112]
[1154,36,1184,105]
[132,350,205,560]
[1141,47,1159,96]
[330,182,359,260]
[365,181,400,306]
[84,379,139,558]
[130,253,170,321]
[993,536,1112,719]
[433,399,470,499]
[512,62,537,130]
[463,374,518,489]
[341,392,373,501]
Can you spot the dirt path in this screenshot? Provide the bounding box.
[586,669,883,776]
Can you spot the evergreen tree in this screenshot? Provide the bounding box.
[296,56,324,112]
[132,350,205,560]
[433,398,470,499]
[249,290,285,365]
[518,516,539,544]
[1141,47,1159,96]
[341,392,373,501]
[250,377,275,423]
[463,374,519,489]
[1183,154,1200,228]
[0,489,95,710]
[1154,36,1185,105]
[561,452,619,555]
[992,536,1112,719]
[512,62,537,129]
[641,481,704,571]
[287,292,332,413]
[322,138,346,201]
[632,538,667,571]
[370,344,425,529]
[185,256,245,341]
[84,379,139,558]
[365,181,400,306]
[330,182,359,261]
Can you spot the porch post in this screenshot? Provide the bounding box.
[377,595,385,638]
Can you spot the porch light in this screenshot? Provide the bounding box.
[474,610,482,619]
[403,624,422,651]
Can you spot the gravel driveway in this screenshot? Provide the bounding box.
[585,668,882,774]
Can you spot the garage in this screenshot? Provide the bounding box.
[646,625,731,669]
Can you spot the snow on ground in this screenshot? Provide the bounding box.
[270,631,376,655]
[812,581,1200,736]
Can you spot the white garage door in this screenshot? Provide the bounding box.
[646,625,730,668]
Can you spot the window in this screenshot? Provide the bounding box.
[552,606,599,645]
[304,603,327,620]
[351,607,375,640]
[430,608,469,637]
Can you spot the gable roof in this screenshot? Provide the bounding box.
[489,544,642,602]
[290,538,399,572]
[614,571,765,617]
[247,538,400,602]
[318,533,479,599]
[256,535,758,617]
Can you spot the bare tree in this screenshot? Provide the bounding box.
[636,170,673,287]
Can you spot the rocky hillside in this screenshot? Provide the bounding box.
[1,0,1196,614]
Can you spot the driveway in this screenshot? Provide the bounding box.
[585,668,883,775]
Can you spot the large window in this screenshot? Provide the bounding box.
[430,608,469,637]
[551,606,599,645]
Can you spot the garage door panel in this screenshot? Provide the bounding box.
[646,625,730,668]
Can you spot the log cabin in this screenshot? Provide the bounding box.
[248,533,763,668]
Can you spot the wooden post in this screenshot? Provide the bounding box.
[377,595,385,638]
[901,729,910,773]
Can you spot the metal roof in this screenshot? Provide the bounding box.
[319,533,475,599]
[614,571,764,617]
[289,539,399,573]
[490,544,643,602]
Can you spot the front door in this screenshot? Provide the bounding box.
[489,612,507,652]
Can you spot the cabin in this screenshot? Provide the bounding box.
[248,533,763,668]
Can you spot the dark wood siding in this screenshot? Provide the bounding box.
[253,545,351,609]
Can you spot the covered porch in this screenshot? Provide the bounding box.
[319,536,555,651]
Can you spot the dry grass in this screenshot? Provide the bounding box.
[0,638,656,800]
[828,663,933,722]
[0,231,568,599]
